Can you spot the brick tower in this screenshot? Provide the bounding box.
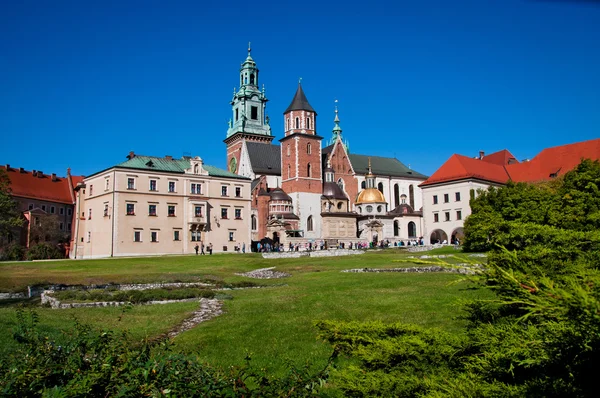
[224,44,273,175]
[280,83,323,239]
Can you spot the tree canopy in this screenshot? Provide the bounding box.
[0,168,23,243]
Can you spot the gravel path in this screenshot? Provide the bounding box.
[235,267,291,279]
[168,298,223,338]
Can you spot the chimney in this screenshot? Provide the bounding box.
[32,170,37,177]
[479,151,485,160]
[127,151,135,160]
[37,171,44,178]
[508,157,517,165]
[19,167,25,173]
[52,173,57,181]
[5,164,9,171]
[66,167,71,176]
[165,155,172,160]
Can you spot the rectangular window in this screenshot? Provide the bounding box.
[28,204,34,210]
[168,205,175,216]
[59,222,64,230]
[229,231,235,241]
[221,186,228,196]
[235,187,241,197]
[127,178,135,190]
[59,207,64,215]
[148,204,157,216]
[134,231,141,242]
[456,210,462,220]
[191,183,196,194]
[67,223,71,231]
[88,209,92,219]
[126,203,135,215]
[221,208,228,219]
[105,178,110,190]
[89,185,93,196]
[191,230,201,241]
[104,204,109,217]
[432,196,438,205]
[173,230,180,241]
[87,231,91,243]
[151,231,158,242]
[444,193,449,203]
[445,212,450,221]
[455,192,461,201]
[168,181,175,192]
[50,206,55,214]
[433,213,439,223]
[250,106,258,120]
[235,208,242,219]
[195,206,203,217]
[149,180,157,191]
[41,205,46,211]
[67,208,72,216]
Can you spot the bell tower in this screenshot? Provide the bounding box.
[280,82,323,239]
[224,44,273,174]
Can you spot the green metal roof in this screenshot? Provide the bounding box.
[115,156,250,180]
[349,154,428,179]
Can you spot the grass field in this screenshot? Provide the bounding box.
[0,248,489,373]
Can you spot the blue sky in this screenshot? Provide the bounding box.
[1,0,599,178]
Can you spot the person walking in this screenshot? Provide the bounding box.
[208,243,213,255]
[194,243,199,255]
[200,240,205,255]
[242,242,246,254]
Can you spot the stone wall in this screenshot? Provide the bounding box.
[262,249,365,259]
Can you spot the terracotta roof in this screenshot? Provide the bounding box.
[420,138,600,187]
[482,149,517,166]
[508,138,600,182]
[1,166,75,204]
[420,154,510,187]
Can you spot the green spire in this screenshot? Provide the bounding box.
[326,100,349,152]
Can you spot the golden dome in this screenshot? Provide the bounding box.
[355,188,386,204]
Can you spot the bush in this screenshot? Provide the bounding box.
[0,309,330,397]
[0,243,25,261]
[27,243,64,260]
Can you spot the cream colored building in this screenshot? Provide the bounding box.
[71,153,251,259]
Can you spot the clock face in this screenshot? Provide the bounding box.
[229,157,238,173]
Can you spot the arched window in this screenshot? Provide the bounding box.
[378,182,384,194]
[394,184,400,207]
[361,181,366,189]
[307,216,313,231]
[286,118,289,131]
[250,73,255,85]
[408,221,416,238]
[244,74,248,84]
[251,215,257,231]
[393,220,399,236]
[307,143,311,154]
[295,117,299,129]
[194,164,199,174]
[306,117,310,129]
[307,163,312,177]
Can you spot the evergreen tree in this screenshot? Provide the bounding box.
[0,168,23,244]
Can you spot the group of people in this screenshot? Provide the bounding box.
[194,241,212,255]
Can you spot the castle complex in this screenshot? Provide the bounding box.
[223,47,428,248]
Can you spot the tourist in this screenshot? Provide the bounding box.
[242,242,246,253]
[208,243,213,255]
[200,240,205,255]
[194,244,199,255]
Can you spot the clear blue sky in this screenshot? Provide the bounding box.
[1,0,599,178]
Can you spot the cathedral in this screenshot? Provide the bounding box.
[224,47,428,248]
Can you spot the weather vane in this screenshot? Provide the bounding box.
[248,41,251,54]
[299,77,302,84]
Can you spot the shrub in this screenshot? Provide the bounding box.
[0,243,25,261]
[27,243,64,260]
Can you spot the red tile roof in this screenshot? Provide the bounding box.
[1,166,80,204]
[507,138,600,182]
[420,138,600,187]
[420,153,510,186]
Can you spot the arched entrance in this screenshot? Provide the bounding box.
[273,232,279,245]
[430,229,448,244]
[408,221,416,238]
[451,227,464,245]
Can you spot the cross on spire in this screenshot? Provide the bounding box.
[248,41,251,55]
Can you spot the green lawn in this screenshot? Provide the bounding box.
[0,249,490,373]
